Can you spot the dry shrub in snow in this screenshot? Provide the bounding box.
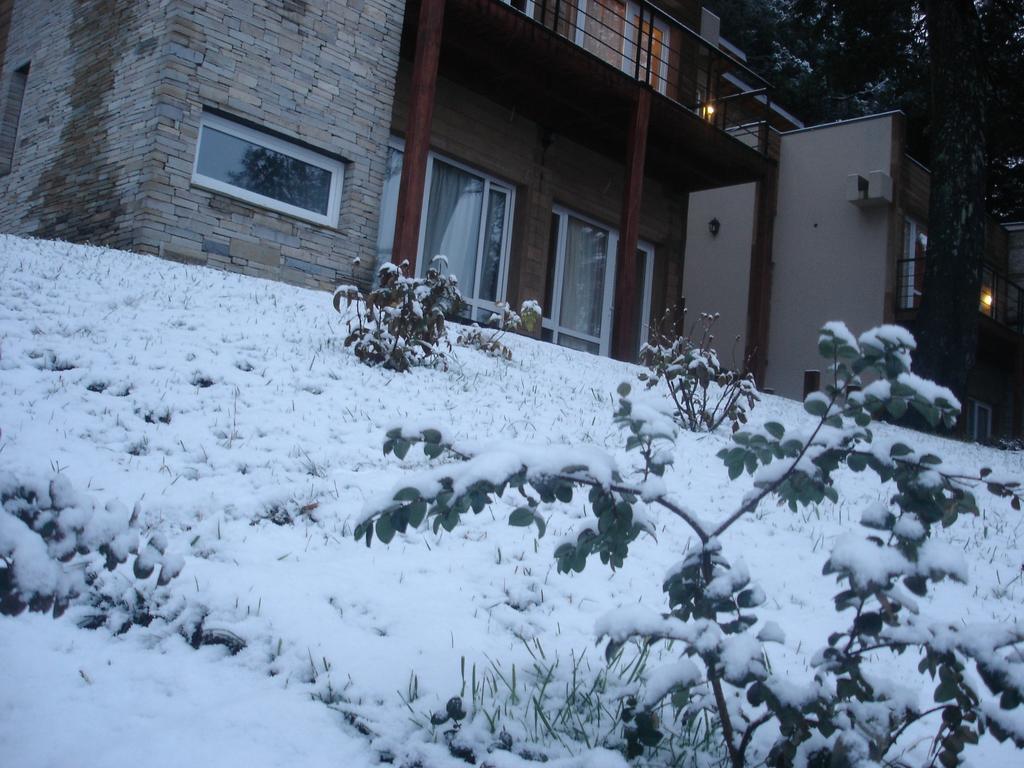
[456,300,542,360]
[334,260,462,372]
[359,322,1024,767]
[640,311,758,434]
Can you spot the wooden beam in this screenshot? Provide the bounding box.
[391,0,446,273]
[612,88,651,361]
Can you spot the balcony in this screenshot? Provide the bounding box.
[406,0,779,192]
[896,258,1024,335]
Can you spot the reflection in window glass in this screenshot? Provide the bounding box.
[557,333,600,354]
[197,127,332,215]
[479,190,507,302]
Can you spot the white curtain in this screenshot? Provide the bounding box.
[424,160,483,296]
[559,216,608,339]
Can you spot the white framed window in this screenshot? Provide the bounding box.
[967,399,993,443]
[899,217,927,310]
[192,113,344,227]
[375,143,516,320]
[500,0,536,18]
[0,61,30,176]
[622,1,670,94]
[542,205,654,357]
[418,155,515,320]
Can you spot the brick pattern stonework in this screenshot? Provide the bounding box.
[0,0,404,290]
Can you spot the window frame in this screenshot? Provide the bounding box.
[543,205,654,357]
[0,61,31,176]
[621,1,670,95]
[191,113,345,227]
[899,216,927,310]
[414,151,517,320]
[967,399,993,443]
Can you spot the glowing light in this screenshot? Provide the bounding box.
[980,290,993,310]
[702,104,716,119]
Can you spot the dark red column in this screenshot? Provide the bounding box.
[611,88,651,361]
[744,167,778,385]
[391,0,446,274]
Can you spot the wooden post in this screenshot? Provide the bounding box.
[391,0,446,274]
[612,88,651,361]
[744,161,778,385]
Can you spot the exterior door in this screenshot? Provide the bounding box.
[543,206,653,356]
[622,1,669,94]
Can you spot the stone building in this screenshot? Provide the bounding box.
[0,0,403,289]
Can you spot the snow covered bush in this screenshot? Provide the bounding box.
[456,300,541,360]
[0,472,183,630]
[334,260,462,372]
[640,311,758,434]
[357,322,1024,767]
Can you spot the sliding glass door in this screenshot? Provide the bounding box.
[543,206,653,356]
[622,1,670,94]
[374,145,515,319]
[421,158,513,319]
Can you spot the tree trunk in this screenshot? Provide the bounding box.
[913,0,988,424]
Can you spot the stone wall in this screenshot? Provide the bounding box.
[0,0,161,249]
[0,0,404,290]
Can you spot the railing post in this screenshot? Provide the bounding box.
[612,88,651,361]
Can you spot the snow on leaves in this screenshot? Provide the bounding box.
[334,261,461,372]
[0,471,183,624]
[357,319,1024,767]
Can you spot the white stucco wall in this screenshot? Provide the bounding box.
[682,182,757,370]
[764,115,896,398]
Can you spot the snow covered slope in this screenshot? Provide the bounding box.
[1,235,1021,766]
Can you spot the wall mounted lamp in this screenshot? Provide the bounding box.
[708,218,721,236]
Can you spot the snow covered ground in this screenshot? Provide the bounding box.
[1,235,1022,767]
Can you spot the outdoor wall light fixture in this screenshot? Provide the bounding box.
[701,103,716,120]
[980,289,994,311]
[709,218,721,236]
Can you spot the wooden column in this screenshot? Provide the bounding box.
[611,88,651,361]
[744,160,779,385]
[391,0,446,273]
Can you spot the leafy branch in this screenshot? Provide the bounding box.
[356,321,1023,767]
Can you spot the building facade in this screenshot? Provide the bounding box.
[1,0,1018,437]
[0,0,402,288]
[684,112,1024,440]
[0,0,782,361]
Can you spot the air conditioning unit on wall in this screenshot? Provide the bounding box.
[846,171,893,207]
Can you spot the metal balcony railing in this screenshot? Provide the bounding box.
[896,257,1024,334]
[496,0,774,153]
